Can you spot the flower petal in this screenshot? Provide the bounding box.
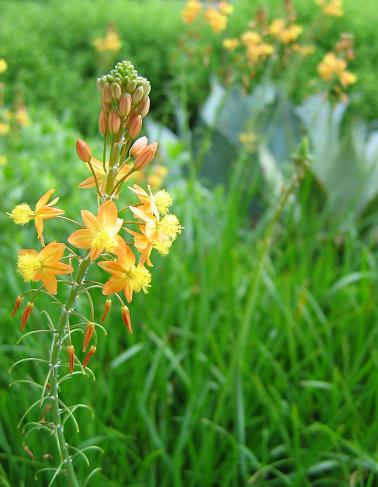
[36,189,55,210]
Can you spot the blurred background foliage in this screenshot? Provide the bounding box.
[1,0,378,486]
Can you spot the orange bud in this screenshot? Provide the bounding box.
[137,96,150,118]
[99,111,108,135]
[127,114,142,138]
[82,322,95,352]
[111,82,122,100]
[130,136,148,157]
[119,93,132,117]
[76,139,92,162]
[101,97,111,114]
[103,83,113,103]
[101,299,112,322]
[108,110,121,134]
[134,142,158,170]
[67,345,75,374]
[83,346,96,368]
[21,302,34,332]
[11,295,23,317]
[121,305,132,334]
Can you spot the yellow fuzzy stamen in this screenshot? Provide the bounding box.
[159,214,182,241]
[92,230,118,253]
[154,240,172,256]
[18,254,41,281]
[154,190,173,216]
[126,266,151,293]
[10,204,35,225]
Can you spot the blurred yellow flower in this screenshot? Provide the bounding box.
[269,19,303,44]
[316,0,343,17]
[15,107,31,127]
[318,52,356,86]
[292,43,315,57]
[205,8,228,33]
[0,59,7,74]
[182,0,202,24]
[0,155,6,166]
[241,30,274,64]
[223,38,240,51]
[93,26,122,53]
[219,1,233,15]
[0,122,10,135]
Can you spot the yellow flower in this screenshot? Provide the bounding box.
[0,122,10,135]
[0,59,7,74]
[93,27,122,53]
[182,0,202,24]
[9,189,64,245]
[0,155,7,166]
[18,242,73,295]
[318,52,356,87]
[98,241,151,303]
[68,200,124,261]
[316,0,343,17]
[223,38,240,51]
[129,184,173,217]
[241,31,262,46]
[205,8,228,33]
[219,1,233,15]
[269,19,302,44]
[269,19,286,37]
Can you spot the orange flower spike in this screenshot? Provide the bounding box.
[67,345,75,374]
[83,346,96,368]
[68,201,123,261]
[17,242,74,295]
[21,302,34,332]
[121,305,133,334]
[82,322,95,352]
[101,298,112,322]
[11,295,23,317]
[98,241,151,303]
[9,189,65,245]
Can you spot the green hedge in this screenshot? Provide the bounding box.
[0,0,377,133]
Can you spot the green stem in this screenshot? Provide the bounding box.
[49,255,91,487]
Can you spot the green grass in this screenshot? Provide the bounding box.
[1,111,378,485]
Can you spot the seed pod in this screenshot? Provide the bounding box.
[83,346,96,368]
[132,86,144,105]
[76,139,92,162]
[108,110,121,134]
[130,136,148,157]
[127,114,142,138]
[99,111,108,135]
[119,93,132,116]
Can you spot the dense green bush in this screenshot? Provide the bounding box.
[0,0,377,135]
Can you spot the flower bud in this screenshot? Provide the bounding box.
[11,295,23,317]
[101,299,112,322]
[130,136,148,157]
[96,78,104,94]
[127,114,142,138]
[99,111,108,135]
[82,322,95,352]
[67,345,75,374]
[21,302,34,332]
[111,82,122,100]
[134,142,158,170]
[119,94,132,117]
[83,346,96,368]
[138,96,150,118]
[76,139,92,162]
[102,97,111,114]
[132,86,144,105]
[108,110,121,134]
[103,83,113,103]
[121,305,132,334]
[128,80,137,93]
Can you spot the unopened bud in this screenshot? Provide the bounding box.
[82,322,95,352]
[11,295,23,317]
[103,83,113,103]
[121,306,132,333]
[132,86,144,105]
[76,139,92,162]
[21,302,34,332]
[83,346,96,368]
[128,80,137,93]
[102,97,111,114]
[130,136,148,157]
[138,96,150,118]
[108,110,121,134]
[101,299,112,322]
[111,82,122,100]
[119,94,132,116]
[67,345,75,374]
[127,114,142,138]
[134,142,158,170]
[99,111,108,135]
[143,83,151,97]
